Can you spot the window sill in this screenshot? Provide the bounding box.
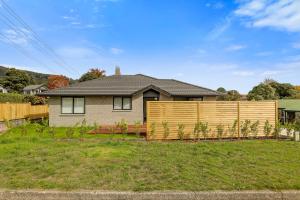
[112,110,132,112]
[59,114,85,116]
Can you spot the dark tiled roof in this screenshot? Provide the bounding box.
[39,74,219,96]
[23,84,45,91]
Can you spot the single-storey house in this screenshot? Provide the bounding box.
[23,84,47,95]
[279,99,300,123]
[40,74,220,126]
[0,85,8,93]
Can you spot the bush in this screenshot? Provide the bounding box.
[241,120,251,137]
[0,93,24,103]
[23,95,47,105]
[162,121,170,139]
[216,124,224,139]
[263,120,273,137]
[177,123,185,140]
[0,93,47,105]
[250,120,259,137]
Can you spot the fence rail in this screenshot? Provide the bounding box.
[147,101,278,140]
[0,103,48,121]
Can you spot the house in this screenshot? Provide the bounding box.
[0,85,8,93]
[23,84,47,95]
[39,73,220,126]
[278,99,300,124]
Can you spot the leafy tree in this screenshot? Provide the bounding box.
[224,90,241,101]
[2,68,34,92]
[248,83,277,100]
[217,87,226,93]
[48,75,69,90]
[269,81,296,99]
[79,68,106,82]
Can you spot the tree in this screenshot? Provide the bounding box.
[269,81,296,99]
[224,90,241,101]
[217,87,226,93]
[2,68,34,92]
[247,83,277,100]
[48,75,69,90]
[79,68,106,82]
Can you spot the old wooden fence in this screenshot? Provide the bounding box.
[147,101,278,140]
[0,103,49,121]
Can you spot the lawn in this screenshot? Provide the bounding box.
[0,123,300,191]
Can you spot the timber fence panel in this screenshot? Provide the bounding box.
[147,101,277,140]
[0,103,48,121]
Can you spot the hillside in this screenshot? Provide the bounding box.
[0,65,52,84]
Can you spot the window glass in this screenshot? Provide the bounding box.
[62,97,73,114]
[114,97,122,110]
[123,97,131,109]
[74,97,85,113]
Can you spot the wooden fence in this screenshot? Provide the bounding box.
[146,101,278,140]
[0,103,49,121]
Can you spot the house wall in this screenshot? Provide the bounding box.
[48,93,217,126]
[203,96,217,101]
[49,94,144,126]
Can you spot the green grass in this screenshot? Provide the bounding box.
[0,123,300,191]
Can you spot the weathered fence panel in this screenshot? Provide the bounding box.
[147,101,277,140]
[0,103,48,121]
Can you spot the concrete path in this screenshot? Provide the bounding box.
[0,190,300,200]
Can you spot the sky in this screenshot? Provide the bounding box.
[0,0,299,93]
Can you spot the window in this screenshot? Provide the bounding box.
[113,97,132,110]
[61,97,85,114]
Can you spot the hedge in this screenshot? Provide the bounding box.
[0,93,47,105]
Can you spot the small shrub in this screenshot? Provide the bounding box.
[241,120,251,138]
[200,122,209,139]
[35,123,46,135]
[250,120,259,138]
[65,127,75,139]
[134,120,142,137]
[228,120,238,138]
[162,121,170,139]
[193,122,201,141]
[47,126,56,138]
[285,123,294,137]
[117,119,128,138]
[177,123,185,140]
[273,122,281,138]
[79,119,88,139]
[263,120,273,137]
[216,124,224,139]
[150,122,156,139]
[19,120,29,136]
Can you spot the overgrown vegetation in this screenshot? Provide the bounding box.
[0,93,47,104]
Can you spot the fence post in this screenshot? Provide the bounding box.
[275,100,278,125]
[197,101,200,123]
[237,101,240,139]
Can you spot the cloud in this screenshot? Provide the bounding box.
[233,70,255,76]
[292,42,300,49]
[110,47,124,55]
[225,44,247,51]
[207,16,232,40]
[0,28,32,46]
[205,2,224,9]
[235,0,300,32]
[256,51,273,56]
[261,70,282,76]
[56,47,99,59]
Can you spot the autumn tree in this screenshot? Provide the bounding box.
[48,75,69,90]
[2,68,34,92]
[79,68,106,82]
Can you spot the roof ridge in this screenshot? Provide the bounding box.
[135,74,158,80]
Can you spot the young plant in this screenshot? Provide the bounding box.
[241,120,251,138]
[228,120,238,138]
[4,119,13,134]
[117,119,128,139]
[47,126,56,138]
[149,122,156,139]
[65,127,75,139]
[285,123,294,137]
[273,122,281,139]
[79,119,88,139]
[216,124,224,139]
[134,120,142,137]
[93,122,99,134]
[19,120,29,136]
[263,120,273,137]
[193,122,202,141]
[200,122,209,139]
[162,121,170,139]
[177,123,185,140]
[250,120,259,138]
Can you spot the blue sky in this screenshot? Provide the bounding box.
[0,0,299,93]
